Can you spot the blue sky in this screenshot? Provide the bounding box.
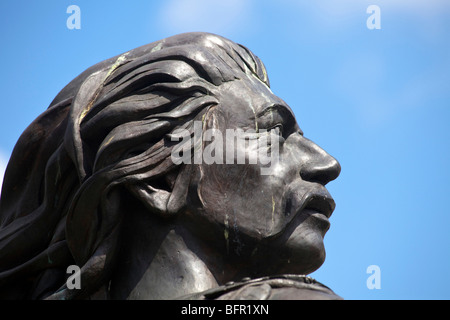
[1,0,449,299]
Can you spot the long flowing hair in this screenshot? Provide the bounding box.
[0,32,269,299]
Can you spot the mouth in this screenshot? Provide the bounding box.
[264,188,336,241]
[283,188,336,233]
[302,191,336,219]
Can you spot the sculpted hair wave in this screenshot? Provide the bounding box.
[0,32,269,299]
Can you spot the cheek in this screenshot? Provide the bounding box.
[198,162,289,240]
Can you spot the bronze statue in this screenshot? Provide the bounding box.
[0,32,341,300]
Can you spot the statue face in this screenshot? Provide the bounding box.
[182,74,341,276]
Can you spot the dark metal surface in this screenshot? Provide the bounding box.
[0,32,340,300]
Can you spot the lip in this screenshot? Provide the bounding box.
[294,190,335,232]
[268,187,336,239]
[301,190,336,219]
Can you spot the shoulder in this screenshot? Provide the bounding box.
[179,274,343,300]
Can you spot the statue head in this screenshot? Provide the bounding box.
[0,32,340,299]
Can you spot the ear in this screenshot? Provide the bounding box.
[125,165,192,218]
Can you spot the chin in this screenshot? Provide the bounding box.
[271,220,328,275]
[250,224,327,277]
[282,234,326,275]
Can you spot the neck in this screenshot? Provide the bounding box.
[109,207,239,299]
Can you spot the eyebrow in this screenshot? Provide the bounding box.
[256,103,295,121]
[256,103,303,135]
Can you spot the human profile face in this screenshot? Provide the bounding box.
[182,74,341,276]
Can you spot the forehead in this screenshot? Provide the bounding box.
[215,76,295,127]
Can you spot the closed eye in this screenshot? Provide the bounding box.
[269,123,283,136]
[256,103,296,139]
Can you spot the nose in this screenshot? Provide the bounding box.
[299,137,341,185]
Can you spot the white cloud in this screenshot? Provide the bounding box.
[158,0,255,36]
[302,0,450,14]
[332,52,450,129]
[379,0,450,13]
[291,0,450,37]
